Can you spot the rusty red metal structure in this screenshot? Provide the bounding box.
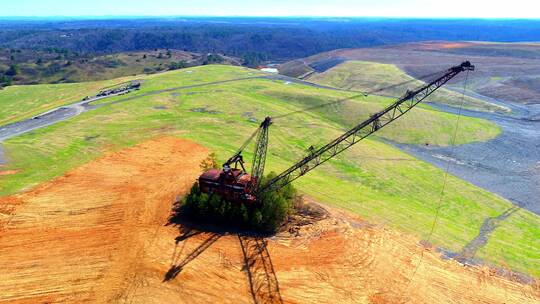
[199,62,474,204]
[199,116,272,203]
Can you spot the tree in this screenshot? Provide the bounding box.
[251,210,263,230]
[203,54,224,65]
[0,74,12,87]
[200,153,218,171]
[242,52,268,67]
[173,60,189,70]
[240,204,249,224]
[208,194,222,221]
[5,65,18,77]
[169,60,188,71]
[198,192,210,217]
[168,62,179,70]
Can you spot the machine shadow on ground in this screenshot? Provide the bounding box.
[238,234,284,304]
[163,199,284,303]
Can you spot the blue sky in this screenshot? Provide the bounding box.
[1,0,538,18]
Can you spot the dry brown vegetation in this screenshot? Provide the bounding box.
[0,137,538,303]
[280,41,540,105]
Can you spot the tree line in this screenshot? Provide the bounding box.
[2,18,540,66]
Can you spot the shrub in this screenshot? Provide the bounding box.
[203,54,224,65]
[169,60,188,70]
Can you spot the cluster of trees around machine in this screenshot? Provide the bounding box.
[176,154,296,232]
[180,177,295,232]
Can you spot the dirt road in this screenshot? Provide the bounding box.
[0,137,537,303]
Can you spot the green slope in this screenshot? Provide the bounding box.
[0,65,261,126]
[0,65,537,278]
[307,60,510,113]
[0,76,138,125]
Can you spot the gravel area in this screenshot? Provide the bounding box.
[395,99,540,214]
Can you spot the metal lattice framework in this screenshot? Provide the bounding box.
[250,117,272,191]
[259,61,474,194]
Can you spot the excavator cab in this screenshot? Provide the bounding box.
[199,117,271,204]
[199,150,257,203]
[198,166,256,203]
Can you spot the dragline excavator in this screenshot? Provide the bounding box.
[199,61,474,204]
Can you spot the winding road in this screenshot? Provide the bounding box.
[0,74,354,143]
[0,92,128,142]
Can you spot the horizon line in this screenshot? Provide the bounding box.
[1,15,539,21]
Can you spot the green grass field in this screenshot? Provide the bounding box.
[307,60,510,113]
[0,76,138,125]
[0,65,261,126]
[0,65,537,278]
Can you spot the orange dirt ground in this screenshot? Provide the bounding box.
[414,41,476,49]
[0,137,538,304]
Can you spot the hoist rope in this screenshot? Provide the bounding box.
[272,69,448,120]
[403,69,470,297]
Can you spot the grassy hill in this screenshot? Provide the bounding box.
[306,60,508,112]
[0,76,139,125]
[0,65,537,278]
[280,42,540,108]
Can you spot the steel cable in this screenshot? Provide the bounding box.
[402,69,470,298]
[272,69,448,120]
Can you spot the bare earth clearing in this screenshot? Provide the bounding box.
[0,137,537,303]
[280,41,540,105]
